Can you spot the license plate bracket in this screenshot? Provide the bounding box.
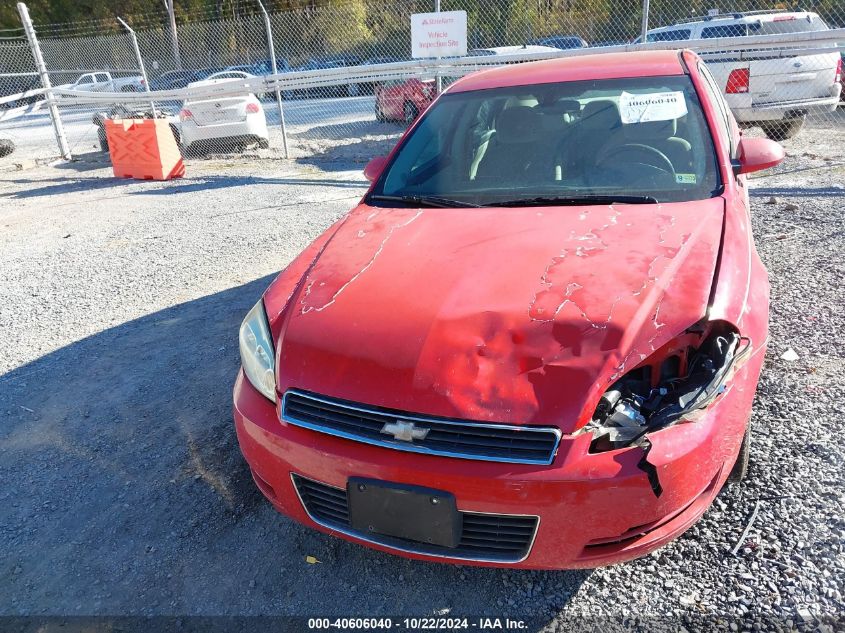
[347,478,462,548]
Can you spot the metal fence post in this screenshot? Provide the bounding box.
[256,0,289,159]
[434,0,442,94]
[117,17,157,116]
[640,0,650,43]
[17,2,70,160]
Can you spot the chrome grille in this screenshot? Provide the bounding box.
[282,390,560,465]
[292,475,538,563]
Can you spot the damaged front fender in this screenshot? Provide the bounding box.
[579,321,754,495]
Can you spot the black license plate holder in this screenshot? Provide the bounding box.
[347,478,461,548]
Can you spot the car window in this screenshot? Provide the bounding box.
[701,24,748,38]
[76,74,94,85]
[758,15,828,35]
[697,62,735,158]
[647,29,691,42]
[95,73,110,83]
[372,75,720,205]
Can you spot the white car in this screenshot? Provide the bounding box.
[645,11,842,140]
[469,45,562,57]
[58,71,145,93]
[178,70,270,153]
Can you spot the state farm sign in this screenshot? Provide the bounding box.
[410,11,468,59]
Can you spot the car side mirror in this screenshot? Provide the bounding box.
[734,137,785,175]
[364,155,388,182]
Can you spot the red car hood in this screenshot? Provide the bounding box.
[272,199,724,432]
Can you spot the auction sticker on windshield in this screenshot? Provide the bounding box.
[619,90,688,124]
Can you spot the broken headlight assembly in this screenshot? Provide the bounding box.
[583,323,752,455]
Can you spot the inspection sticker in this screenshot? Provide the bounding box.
[675,173,697,184]
[619,91,688,124]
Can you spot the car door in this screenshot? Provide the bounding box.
[73,73,96,92]
[747,16,838,105]
[93,73,112,92]
[380,80,404,119]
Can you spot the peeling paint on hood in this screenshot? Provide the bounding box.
[271,199,724,433]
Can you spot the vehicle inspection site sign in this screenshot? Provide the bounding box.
[411,11,467,58]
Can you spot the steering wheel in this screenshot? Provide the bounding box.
[595,143,676,177]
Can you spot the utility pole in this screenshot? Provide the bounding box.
[17,2,70,160]
[163,0,182,69]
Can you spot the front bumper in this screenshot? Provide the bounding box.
[233,350,762,569]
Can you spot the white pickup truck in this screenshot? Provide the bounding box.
[645,10,842,140]
[58,71,146,93]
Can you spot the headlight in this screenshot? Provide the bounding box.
[238,299,276,401]
[582,324,751,454]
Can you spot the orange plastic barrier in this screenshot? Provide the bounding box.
[104,118,185,181]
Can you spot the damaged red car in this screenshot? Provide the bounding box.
[234,50,784,569]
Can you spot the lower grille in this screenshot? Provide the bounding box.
[292,474,538,563]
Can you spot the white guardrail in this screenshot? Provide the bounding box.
[3,28,843,115]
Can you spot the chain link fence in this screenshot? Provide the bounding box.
[1,0,843,165]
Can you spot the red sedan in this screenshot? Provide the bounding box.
[375,77,436,124]
[234,50,784,569]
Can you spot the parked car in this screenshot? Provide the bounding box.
[840,50,844,101]
[234,49,783,569]
[291,56,363,98]
[57,71,145,93]
[178,70,269,154]
[375,77,436,124]
[0,75,40,109]
[533,35,589,49]
[149,69,219,92]
[357,56,405,95]
[644,11,842,139]
[469,45,561,57]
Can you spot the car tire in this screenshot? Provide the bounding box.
[729,423,751,483]
[760,117,805,141]
[258,138,270,150]
[97,127,109,152]
[403,101,419,126]
[0,138,15,158]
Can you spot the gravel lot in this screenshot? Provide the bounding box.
[1,117,843,631]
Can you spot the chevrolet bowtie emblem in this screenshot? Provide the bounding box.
[380,420,429,442]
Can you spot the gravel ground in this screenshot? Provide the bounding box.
[0,118,843,631]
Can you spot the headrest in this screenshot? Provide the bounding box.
[554,99,581,115]
[495,106,545,143]
[580,100,621,130]
[622,117,678,141]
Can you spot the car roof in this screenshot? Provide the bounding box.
[651,10,819,30]
[448,50,686,93]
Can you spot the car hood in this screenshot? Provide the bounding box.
[271,199,725,433]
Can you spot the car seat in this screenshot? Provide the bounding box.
[474,106,556,183]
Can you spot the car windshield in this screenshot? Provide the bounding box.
[369,75,720,206]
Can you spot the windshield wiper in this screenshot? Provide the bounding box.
[368,194,481,208]
[491,194,658,207]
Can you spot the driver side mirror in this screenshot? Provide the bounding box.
[734,137,785,175]
[364,155,388,182]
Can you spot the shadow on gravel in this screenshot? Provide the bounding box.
[1,176,126,199]
[0,277,588,625]
[1,173,366,201]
